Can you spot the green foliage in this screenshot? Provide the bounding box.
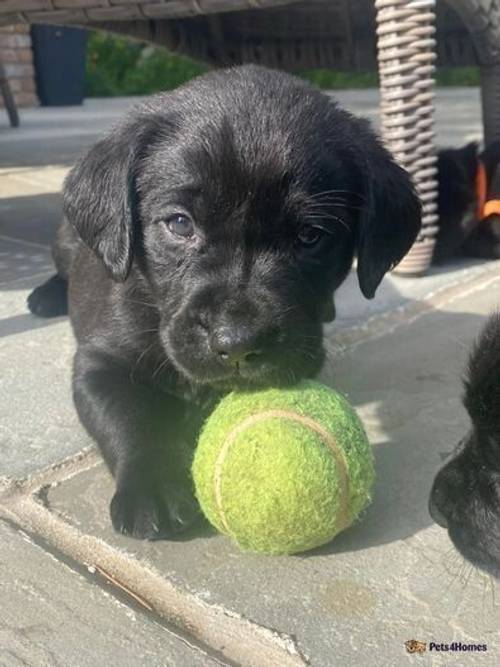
[298,69,379,89]
[298,67,480,89]
[85,31,207,97]
[85,31,481,97]
[436,66,480,87]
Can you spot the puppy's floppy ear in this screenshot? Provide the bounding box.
[355,127,422,298]
[63,115,157,281]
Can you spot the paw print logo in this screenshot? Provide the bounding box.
[405,640,427,654]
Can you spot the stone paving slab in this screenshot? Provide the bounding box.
[0,166,65,246]
[0,195,62,247]
[0,236,53,285]
[17,268,500,666]
[0,519,222,667]
[0,274,86,479]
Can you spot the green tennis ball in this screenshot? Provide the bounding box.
[192,380,374,555]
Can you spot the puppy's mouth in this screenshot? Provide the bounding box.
[177,357,310,390]
[165,338,324,389]
[205,362,304,390]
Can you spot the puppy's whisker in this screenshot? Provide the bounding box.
[295,335,346,356]
[477,569,494,614]
[455,558,471,591]
[152,356,171,381]
[448,549,465,573]
[319,356,336,378]
[448,561,476,613]
[324,338,346,351]
[303,198,356,209]
[122,297,158,310]
[296,348,317,362]
[443,568,464,599]
[490,574,498,608]
[303,197,350,207]
[412,543,441,567]
[129,339,158,383]
[463,562,476,589]
[293,333,322,341]
[322,348,345,365]
[441,548,466,587]
[308,199,366,210]
[286,366,298,386]
[304,214,350,232]
[306,188,366,202]
[277,304,304,317]
[481,572,488,613]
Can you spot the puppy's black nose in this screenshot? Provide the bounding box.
[210,326,265,366]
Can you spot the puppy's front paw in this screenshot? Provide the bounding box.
[27,276,67,318]
[110,483,200,540]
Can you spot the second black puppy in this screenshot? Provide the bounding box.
[429,313,500,576]
[434,141,500,263]
[29,66,420,539]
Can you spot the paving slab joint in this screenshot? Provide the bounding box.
[0,457,310,667]
[337,262,500,350]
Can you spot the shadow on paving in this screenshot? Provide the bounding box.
[313,311,484,556]
[0,193,62,247]
[0,192,62,336]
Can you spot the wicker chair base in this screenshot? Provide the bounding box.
[375,0,438,277]
[392,238,436,276]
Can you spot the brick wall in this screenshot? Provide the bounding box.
[0,25,38,108]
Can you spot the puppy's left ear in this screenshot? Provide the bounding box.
[356,131,422,298]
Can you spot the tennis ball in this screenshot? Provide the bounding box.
[192,380,374,555]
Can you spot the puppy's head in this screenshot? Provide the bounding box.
[429,313,500,575]
[64,66,420,388]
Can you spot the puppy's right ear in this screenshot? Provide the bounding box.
[63,116,156,281]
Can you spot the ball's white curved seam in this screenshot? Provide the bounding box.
[212,409,351,536]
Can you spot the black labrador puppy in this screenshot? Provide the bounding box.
[28,65,420,540]
[429,313,500,576]
[430,141,500,574]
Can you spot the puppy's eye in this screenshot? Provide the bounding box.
[164,214,194,239]
[296,225,324,247]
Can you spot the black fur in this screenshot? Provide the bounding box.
[433,141,500,263]
[429,313,500,576]
[28,66,420,539]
